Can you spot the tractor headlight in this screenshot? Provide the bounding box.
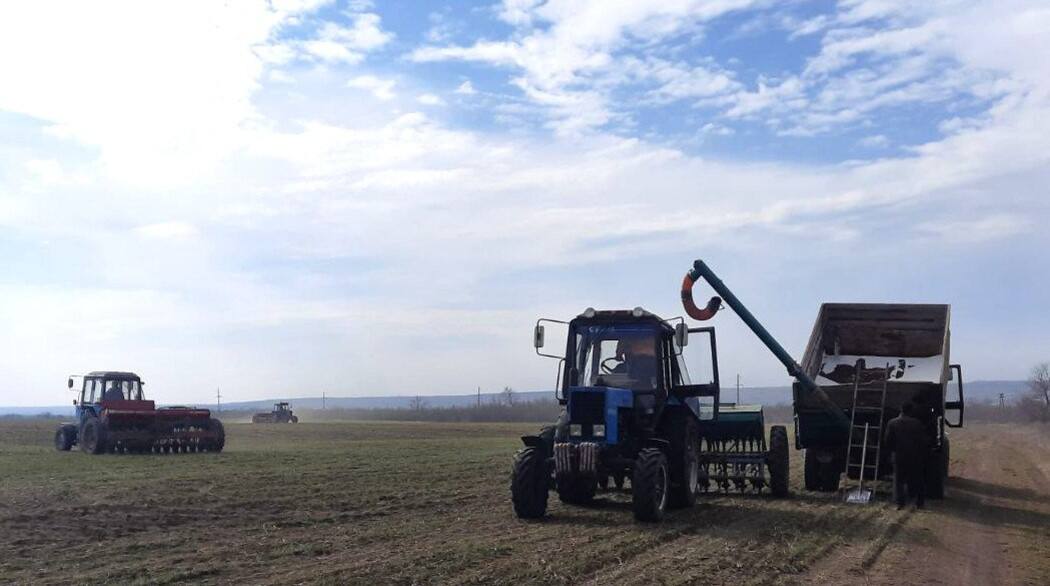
[570,424,582,437]
[593,424,605,438]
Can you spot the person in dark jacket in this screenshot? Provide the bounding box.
[883,402,930,509]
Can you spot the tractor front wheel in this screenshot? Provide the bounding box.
[80,418,107,455]
[632,448,669,522]
[511,446,549,519]
[54,425,75,451]
[768,425,790,497]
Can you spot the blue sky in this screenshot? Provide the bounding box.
[1,0,1048,406]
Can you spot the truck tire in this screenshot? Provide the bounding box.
[80,418,107,455]
[557,474,596,505]
[768,425,790,497]
[209,418,226,453]
[928,437,949,499]
[804,449,820,491]
[632,448,669,522]
[54,425,75,451]
[668,414,699,509]
[511,446,549,519]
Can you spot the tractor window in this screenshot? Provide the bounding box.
[573,325,660,391]
[82,379,98,403]
[103,381,125,401]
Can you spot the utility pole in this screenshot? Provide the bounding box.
[216,387,222,412]
[736,374,741,405]
[477,386,481,409]
[322,391,326,410]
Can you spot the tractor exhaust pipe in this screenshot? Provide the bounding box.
[682,260,851,431]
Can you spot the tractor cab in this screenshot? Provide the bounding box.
[70,371,154,420]
[534,307,722,447]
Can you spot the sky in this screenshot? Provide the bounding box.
[1,0,1048,407]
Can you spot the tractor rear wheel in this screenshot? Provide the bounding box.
[557,474,596,505]
[511,446,549,519]
[769,426,790,497]
[668,414,699,509]
[80,418,107,455]
[54,425,75,451]
[632,448,669,522]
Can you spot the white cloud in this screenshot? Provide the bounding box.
[917,214,1032,244]
[859,134,890,148]
[347,75,397,100]
[455,80,477,95]
[134,221,198,240]
[417,93,446,106]
[412,0,760,133]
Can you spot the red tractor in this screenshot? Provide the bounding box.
[54,371,225,454]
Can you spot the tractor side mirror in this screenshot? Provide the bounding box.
[674,322,689,349]
[73,399,77,406]
[533,324,545,349]
[67,378,74,388]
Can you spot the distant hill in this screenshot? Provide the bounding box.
[0,380,1031,416]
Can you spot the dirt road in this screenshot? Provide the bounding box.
[803,425,1050,585]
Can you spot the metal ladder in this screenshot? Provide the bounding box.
[844,361,890,503]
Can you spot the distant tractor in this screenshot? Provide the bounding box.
[252,402,299,424]
[53,371,225,454]
[514,288,791,522]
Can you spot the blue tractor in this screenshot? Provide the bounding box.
[512,301,790,522]
[54,371,224,454]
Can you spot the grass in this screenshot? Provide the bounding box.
[0,418,954,585]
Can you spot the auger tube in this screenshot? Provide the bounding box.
[684,259,851,431]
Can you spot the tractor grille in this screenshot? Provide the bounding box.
[569,391,605,425]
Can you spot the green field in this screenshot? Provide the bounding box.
[1,420,1047,585]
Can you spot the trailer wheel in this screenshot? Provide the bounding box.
[768,425,790,497]
[511,446,549,519]
[804,449,820,491]
[668,414,699,509]
[54,425,75,451]
[80,418,107,455]
[633,448,669,522]
[928,437,949,499]
[557,474,596,505]
[209,418,226,453]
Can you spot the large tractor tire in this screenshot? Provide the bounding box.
[291,416,299,423]
[804,448,841,492]
[557,474,596,505]
[804,448,820,491]
[928,436,949,499]
[54,424,76,451]
[632,448,669,523]
[511,446,549,519]
[668,413,699,509]
[80,418,107,455]
[768,425,790,497]
[209,418,226,453]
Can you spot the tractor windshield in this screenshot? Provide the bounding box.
[101,380,143,401]
[573,324,660,391]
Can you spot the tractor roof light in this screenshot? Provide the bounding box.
[582,307,597,318]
